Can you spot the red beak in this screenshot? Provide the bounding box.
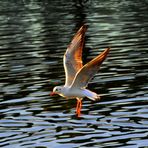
[50,92,57,96]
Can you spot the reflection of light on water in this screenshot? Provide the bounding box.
[0,0,148,147]
[22,0,41,10]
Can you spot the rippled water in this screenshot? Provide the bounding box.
[0,0,148,147]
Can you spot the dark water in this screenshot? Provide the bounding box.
[0,0,148,147]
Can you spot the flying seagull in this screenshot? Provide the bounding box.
[51,25,110,116]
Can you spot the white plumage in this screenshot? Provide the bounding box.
[51,25,110,116]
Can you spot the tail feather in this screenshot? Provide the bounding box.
[83,89,100,101]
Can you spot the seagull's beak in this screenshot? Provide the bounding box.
[50,92,57,96]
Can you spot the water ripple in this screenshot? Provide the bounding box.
[0,0,148,147]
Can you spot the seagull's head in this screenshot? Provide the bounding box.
[50,86,63,96]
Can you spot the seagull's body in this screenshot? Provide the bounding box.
[51,25,110,116]
[53,86,99,100]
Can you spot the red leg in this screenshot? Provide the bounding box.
[76,98,82,117]
[76,99,79,112]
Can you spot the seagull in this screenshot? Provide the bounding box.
[51,25,110,116]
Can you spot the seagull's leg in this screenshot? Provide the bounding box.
[76,98,79,112]
[76,98,82,117]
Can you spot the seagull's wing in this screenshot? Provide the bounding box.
[71,47,110,88]
[64,25,87,87]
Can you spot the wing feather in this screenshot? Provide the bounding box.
[71,47,110,88]
[64,25,87,86]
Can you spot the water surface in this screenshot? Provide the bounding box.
[0,0,148,147]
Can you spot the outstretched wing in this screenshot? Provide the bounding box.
[71,47,110,88]
[64,25,87,87]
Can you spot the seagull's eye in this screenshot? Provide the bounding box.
[55,88,61,92]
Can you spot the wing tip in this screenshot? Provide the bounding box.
[87,46,110,66]
[105,46,111,54]
[100,46,111,60]
[78,24,88,33]
[106,46,111,51]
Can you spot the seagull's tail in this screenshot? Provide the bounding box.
[82,89,100,101]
